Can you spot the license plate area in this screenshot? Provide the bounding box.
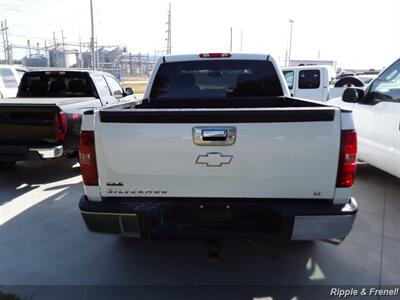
[197,205,233,223]
[161,203,283,233]
[0,145,28,155]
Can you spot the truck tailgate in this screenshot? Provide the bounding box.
[94,107,341,200]
[0,104,59,144]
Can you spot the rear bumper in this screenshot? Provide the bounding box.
[0,145,63,161]
[79,196,358,243]
[29,145,64,159]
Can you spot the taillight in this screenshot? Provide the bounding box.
[336,130,357,187]
[199,53,232,58]
[55,111,68,142]
[79,131,98,186]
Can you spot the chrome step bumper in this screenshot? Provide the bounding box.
[29,145,63,159]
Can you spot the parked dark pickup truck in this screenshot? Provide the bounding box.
[0,69,137,168]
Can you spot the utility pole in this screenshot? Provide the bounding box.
[1,21,7,63]
[62,30,68,67]
[240,29,243,52]
[44,40,49,66]
[3,20,11,64]
[27,39,31,58]
[230,27,233,52]
[288,19,294,66]
[166,3,172,54]
[53,31,57,67]
[61,30,65,52]
[90,0,96,70]
[61,30,65,56]
[129,52,132,74]
[79,36,82,68]
[95,37,99,69]
[138,52,142,75]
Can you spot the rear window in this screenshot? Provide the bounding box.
[0,68,18,88]
[150,60,283,98]
[298,70,320,89]
[17,72,95,98]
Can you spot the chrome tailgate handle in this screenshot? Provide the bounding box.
[193,127,236,146]
[202,129,227,140]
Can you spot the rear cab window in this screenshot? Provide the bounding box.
[17,71,95,97]
[150,60,283,99]
[298,70,320,89]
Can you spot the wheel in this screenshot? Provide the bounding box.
[0,161,16,169]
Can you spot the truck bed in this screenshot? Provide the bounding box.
[0,97,97,144]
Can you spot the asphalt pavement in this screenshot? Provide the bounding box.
[0,158,399,300]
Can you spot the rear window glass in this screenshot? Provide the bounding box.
[17,72,95,97]
[0,68,18,88]
[150,60,283,98]
[299,70,320,89]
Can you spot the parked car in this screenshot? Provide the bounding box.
[79,53,358,244]
[329,58,400,178]
[0,69,137,168]
[0,65,26,98]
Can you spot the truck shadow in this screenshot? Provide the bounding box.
[0,157,80,205]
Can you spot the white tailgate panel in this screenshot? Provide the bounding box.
[95,114,341,199]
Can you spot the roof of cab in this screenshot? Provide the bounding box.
[163,53,270,62]
[282,65,333,70]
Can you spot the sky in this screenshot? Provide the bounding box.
[0,0,399,69]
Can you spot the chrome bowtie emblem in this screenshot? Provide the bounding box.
[195,152,233,167]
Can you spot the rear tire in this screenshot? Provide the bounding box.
[0,161,16,169]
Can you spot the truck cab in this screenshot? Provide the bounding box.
[0,65,25,98]
[282,66,335,101]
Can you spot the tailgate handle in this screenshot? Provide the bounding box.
[193,127,236,146]
[202,129,227,141]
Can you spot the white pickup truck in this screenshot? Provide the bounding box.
[329,58,400,178]
[79,53,358,244]
[0,65,26,98]
[282,66,368,102]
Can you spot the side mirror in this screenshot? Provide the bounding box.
[342,87,364,103]
[125,87,135,95]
